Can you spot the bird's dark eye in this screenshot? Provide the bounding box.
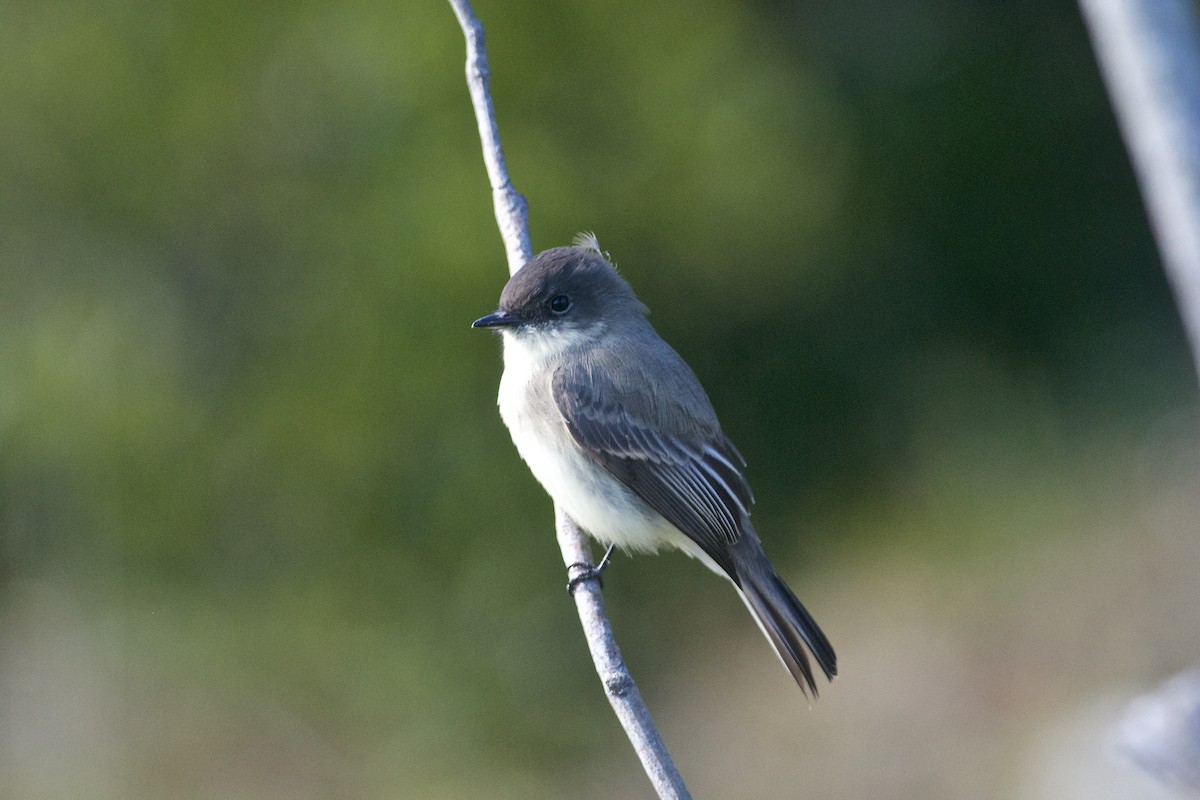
[549,295,572,314]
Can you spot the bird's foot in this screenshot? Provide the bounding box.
[566,544,616,596]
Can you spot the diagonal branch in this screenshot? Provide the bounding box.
[447,0,531,276]
[446,2,691,797]
[1079,0,1200,382]
[555,509,691,800]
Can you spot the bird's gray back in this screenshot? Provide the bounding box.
[574,319,722,445]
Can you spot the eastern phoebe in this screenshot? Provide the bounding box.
[473,236,836,695]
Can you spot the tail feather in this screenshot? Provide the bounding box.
[733,541,836,697]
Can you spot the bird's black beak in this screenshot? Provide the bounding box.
[472,310,519,329]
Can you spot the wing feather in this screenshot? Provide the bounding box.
[552,363,755,577]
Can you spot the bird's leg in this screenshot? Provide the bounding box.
[566,543,617,595]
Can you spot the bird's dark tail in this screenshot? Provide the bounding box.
[731,537,837,697]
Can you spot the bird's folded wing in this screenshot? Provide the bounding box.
[552,363,754,578]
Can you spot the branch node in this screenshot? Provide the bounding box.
[605,673,635,698]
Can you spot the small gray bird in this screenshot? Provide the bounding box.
[473,236,836,695]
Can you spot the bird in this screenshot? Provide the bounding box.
[473,235,836,696]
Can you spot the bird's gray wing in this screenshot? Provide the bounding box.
[551,362,754,578]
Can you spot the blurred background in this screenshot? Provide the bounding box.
[3,0,1199,797]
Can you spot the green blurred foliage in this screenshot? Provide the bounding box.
[1,0,1197,797]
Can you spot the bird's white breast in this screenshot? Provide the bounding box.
[496,329,700,559]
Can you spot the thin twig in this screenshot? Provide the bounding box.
[447,2,691,797]
[556,509,691,800]
[1079,0,1200,381]
[447,0,531,276]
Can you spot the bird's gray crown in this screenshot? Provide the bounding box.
[497,246,648,328]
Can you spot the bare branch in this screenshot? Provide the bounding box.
[447,0,532,275]
[447,2,691,796]
[557,509,692,800]
[1079,0,1200,381]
